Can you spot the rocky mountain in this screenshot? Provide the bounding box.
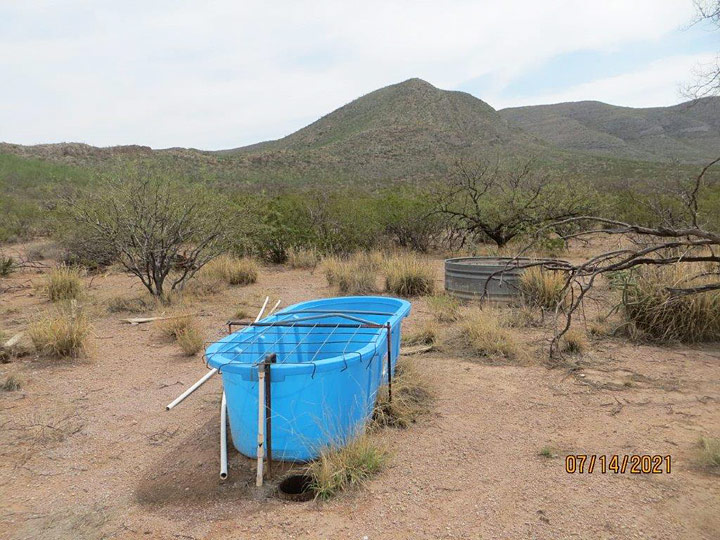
[500,97,720,164]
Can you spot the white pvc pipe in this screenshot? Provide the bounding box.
[220,392,228,479]
[256,365,266,487]
[268,299,281,316]
[166,368,218,410]
[255,296,269,322]
[165,296,271,412]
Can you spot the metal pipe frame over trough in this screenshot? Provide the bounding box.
[444,256,568,301]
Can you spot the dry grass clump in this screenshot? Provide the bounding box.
[560,329,587,354]
[323,253,380,295]
[0,255,14,277]
[373,357,433,428]
[45,266,83,302]
[1,373,23,391]
[506,305,541,328]
[158,314,204,356]
[427,294,461,322]
[695,437,720,471]
[459,308,518,359]
[402,321,438,346]
[384,254,435,297]
[107,294,155,314]
[176,325,205,356]
[202,255,258,286]
[307,434,388,500]
[519,266,567,310]
[158,314,196,339]
[286,247,321,269]
[183,274,225,298]
[621,265,720,343]
[28,305,90,358]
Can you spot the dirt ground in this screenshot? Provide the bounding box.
[1,242,719,540]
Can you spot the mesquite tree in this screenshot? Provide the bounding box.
[437,158,593,248]
[71,176,230,298]
[505,157,720,356]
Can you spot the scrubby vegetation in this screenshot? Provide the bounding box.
[307,434,388,500]
[157,314,205,356]
[560,329,587,354]
[696,436,720,471]
[373,357,433,428]
[45,266,83,302]
[460,308,518,360]
[402,322,438,347]
[323,252,381,295]
[616,266,720,343]
[28,305,90,358]
[520,266,567,310]
[427,294,461,322]
[1,373,23,391]
[202,255,258,286]
[0,254,14,277]
[176,325,205,356]
[286,247,321,269]
[384,253,436,297]
[107,294,155,314]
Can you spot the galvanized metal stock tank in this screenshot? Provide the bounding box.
[444,257,565,301]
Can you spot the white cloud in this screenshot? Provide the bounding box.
[492,52,717,109]
[0,0,704,149]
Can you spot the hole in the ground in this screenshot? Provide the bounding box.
[277,473,315,502]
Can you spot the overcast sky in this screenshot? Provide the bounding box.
[0,1,716,150]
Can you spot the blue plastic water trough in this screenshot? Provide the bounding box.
[205,296,411,462]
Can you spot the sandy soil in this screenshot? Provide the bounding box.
[1,244,719,540]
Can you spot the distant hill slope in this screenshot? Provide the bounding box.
[500,97,720,164]
[224,78,543,180]
[1,79,715,186]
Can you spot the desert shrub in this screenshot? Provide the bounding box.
[59,228,118,271]
[0,255,15,277]
[427,294,461,322]
[520,266,567,310]
[619,266,720,342]
[375,186,443,252]
[337,267,377,295]
[176,325,205,356]
[507,305,541,328]
[202,255,258,286]
[696,437,720,471]
[324,253,381,295]
[68,174,233,298]
[307,434,387,500]
[560,329,587,354]
[384,254,435,297]
[402,322,438,346]
[1,373,23,391]
[107,294,155,314]
[157,314,196,340]
[45,266,83,302]
[286,247,321,269]
[28,305,90,358]
[183,274,225,298]
[459,308,518,359]
[373,357,433,428]
[322,256,343,286]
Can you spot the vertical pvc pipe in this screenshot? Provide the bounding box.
[264,353,277,477]
[256,363,266,487]
[220,392,228,479]
[386,323,393,403]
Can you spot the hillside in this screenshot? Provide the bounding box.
[225,78,542,180]
[500,97,720,164]
[1,79,716,186]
